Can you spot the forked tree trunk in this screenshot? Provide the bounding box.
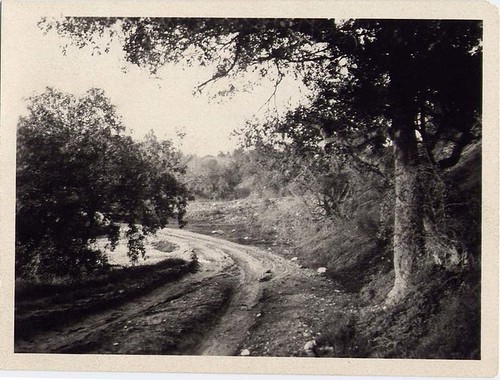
[386,116,426,305]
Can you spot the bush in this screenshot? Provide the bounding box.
[411,272,480,359]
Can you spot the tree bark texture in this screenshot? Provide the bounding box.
[386,113,426,305]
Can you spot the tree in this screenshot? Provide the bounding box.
[16,88,188,278]
[43,17,482,302]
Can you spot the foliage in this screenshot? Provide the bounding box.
[184,154,243,200]
[183,146,302,200]
[315,312,366,357]
[16,88,188,279]
[42,17,481,168]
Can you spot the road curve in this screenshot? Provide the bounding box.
[162,228,299,355]
[15,227,302,356]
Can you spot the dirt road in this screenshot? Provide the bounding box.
[16,228,343,356]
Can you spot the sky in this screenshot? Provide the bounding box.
[14,14,310,156]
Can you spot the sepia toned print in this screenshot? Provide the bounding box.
[1,0,498,376]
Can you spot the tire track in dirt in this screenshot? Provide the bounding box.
[15,227,305,355]
[164,228,303,356]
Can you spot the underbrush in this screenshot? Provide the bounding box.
[312,264,480,359]
[315,311,367,357]
[256,196,391,292]
[15,255,198,340]
[356,266,480,359]
[317,146,481,359]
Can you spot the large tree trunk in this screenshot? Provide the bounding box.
[386,115,426,305]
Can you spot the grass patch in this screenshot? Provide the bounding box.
[354,267,480,359]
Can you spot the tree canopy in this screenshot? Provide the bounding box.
[42,17,481,171]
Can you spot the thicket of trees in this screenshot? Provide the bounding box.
[183,154,243,200]
[183,148,293,200]
[42,17,482,304]
[16,88,188,279]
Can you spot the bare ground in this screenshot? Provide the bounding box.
[15,227,349,356]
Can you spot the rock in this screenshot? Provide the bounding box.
[231,229,237,233]
[256,313,262,318]
[317,267,327,274]
[317,346,335,355]
[290,257,298,261]
[243,236,249,240]
[303,332,311,337]
[211,230,224,235]
[240,349,250,356]
[259,272,273,282]
[303,340,317,357]
[334,289,341,293]
[113,342,119,346]
[304,340,316,350]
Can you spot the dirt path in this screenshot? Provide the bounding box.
[16,228,345,356]
[165,229,298,355]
